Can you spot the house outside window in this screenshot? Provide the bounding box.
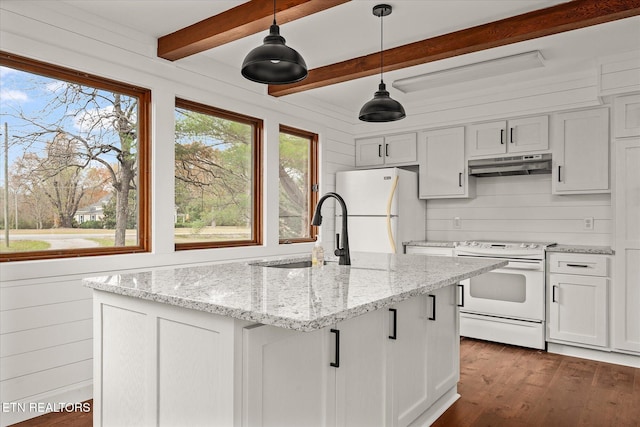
[279,125,318,243]
[0,52,151,261]
[174,98,263,249]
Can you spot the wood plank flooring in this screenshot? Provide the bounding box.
[10,338,640,427]
[433,338,640,427]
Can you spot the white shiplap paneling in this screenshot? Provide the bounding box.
[426,174,612,245]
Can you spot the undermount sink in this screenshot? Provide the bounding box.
[252,260,331,269]
[267,260,317,269]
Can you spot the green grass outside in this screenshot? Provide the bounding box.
[87,237,137,247]
[0,240,50,252]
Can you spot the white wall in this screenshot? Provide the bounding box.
[425,174,612,245]
[0,3,355,425]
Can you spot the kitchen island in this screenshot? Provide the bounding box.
[84,252,506,427]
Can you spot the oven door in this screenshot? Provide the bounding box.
[458,258,544,322]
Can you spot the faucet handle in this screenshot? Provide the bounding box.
[335,233,341,250]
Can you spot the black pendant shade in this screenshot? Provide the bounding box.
[241,23,308,85]
[359,81,406,122]
[359,4,405,122]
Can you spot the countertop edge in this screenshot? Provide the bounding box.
[85,259,506,332]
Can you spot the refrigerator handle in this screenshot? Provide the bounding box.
[386,176,399,254]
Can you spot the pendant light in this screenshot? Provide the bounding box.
[241,0,308,85]
[359,4,406,122]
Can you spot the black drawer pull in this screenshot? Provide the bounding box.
[428,294,436,321]
[330,329,340,367]
[566,263,589,268]
[389,308,397,340]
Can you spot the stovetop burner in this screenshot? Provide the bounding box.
[454,241,556,260]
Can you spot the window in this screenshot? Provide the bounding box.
[0,52,151,261]
[279,125,318,243]
[174,99,262,249]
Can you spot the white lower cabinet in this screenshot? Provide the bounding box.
[243,290,458,427]
[547,253,609,348]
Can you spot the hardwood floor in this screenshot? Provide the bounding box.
[10,338,640,427]
[433,338,640,427]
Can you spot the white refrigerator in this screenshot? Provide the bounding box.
[336,168,425,254]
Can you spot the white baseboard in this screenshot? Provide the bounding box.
[0,381,92,427]
[547,343,640,368]
[408,386,459,427]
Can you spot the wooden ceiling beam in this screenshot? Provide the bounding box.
[268,0,640,97]
[158,0,350,61]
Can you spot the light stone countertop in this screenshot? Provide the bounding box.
[83,252,506,332]
[546,244,614,255]
[403,241,456,248]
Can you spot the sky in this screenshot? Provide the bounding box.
[0,64,132,187]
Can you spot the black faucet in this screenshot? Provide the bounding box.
[311,192,351,266]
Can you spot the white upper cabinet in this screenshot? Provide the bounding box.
[614,93,640,138]
[418,127,473,199]
[552,108,610,194]
[466,115,548,157]
[356,133,417,167]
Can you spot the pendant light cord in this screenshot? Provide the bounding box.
[380,10,384,82]
[273,0,276,26]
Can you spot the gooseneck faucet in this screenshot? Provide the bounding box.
[311,192,351,266]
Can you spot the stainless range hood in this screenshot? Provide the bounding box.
[468,153,552,177]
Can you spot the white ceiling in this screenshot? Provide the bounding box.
[31,1,640,119]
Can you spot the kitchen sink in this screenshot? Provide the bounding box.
[251,260,331,269]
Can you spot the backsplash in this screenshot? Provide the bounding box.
[425,174,612,246]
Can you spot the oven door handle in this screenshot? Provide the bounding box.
[500,261,543,271]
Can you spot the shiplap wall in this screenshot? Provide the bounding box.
[426,174,612,245]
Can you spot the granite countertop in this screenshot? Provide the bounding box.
[546,245,614,255]
[403,241,456,248]
[83,252,506,332]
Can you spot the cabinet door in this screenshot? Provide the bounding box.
[548,274,608,347]
[507,115,549,153]
[356,137,385,167]
[335,309,387,427]
[614,94,640,138]
[426,285,459,405]
[384,133,417,165]
[613,138,640,353]
[419,127,469,199]
[243,325,335,427]
[552,108,610,194]
[466,120,507,157]
[388,296,431,427]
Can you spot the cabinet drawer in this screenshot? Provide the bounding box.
[548,253,608,277]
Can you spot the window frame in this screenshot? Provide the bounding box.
[174,98,263,250]
[0,51,151,262]
[278,125,319,244]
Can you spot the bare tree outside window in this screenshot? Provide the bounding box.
[279,126,318,242]
[174,99,262,249]
[0,52,150,261]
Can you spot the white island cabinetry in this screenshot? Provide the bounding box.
[87,253,505,427]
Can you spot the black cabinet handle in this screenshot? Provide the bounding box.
[378,144,382,158]
[457,284,465,307]
[428,295,436,321]
[558,165,562,182]
[552,285,558,303]
[330,329,340,367]
[510,128,514,143]
[385,143,389,157]
[458,172,462,187]
[566,263,589,268]
[389,308,397,340]
[500,129,505,144]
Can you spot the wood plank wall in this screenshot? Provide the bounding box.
[0,276,93,426]
[426,174,612,245]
